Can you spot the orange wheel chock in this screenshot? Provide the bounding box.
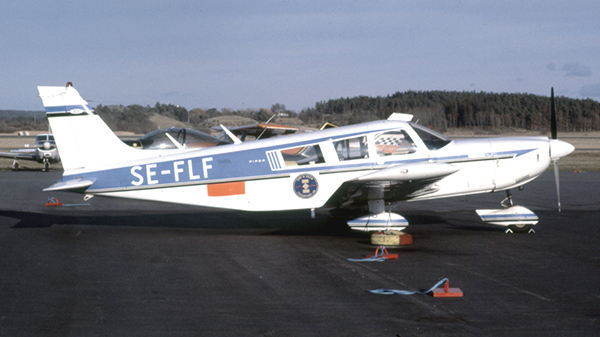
[45,197,63,207]
[432,279,463,298]
[365,245,398,260]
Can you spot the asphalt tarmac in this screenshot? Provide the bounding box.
[1,170,599,336]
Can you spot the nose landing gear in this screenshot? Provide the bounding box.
[476,190,537,233]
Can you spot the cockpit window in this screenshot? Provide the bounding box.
[409,122,451,150]
[334,136,369,160]
[35,135,55,146]
[375,130,416,156]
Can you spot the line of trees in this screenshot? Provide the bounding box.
[1,91,599,133]
[298,91,600,132]
[0,110,49,133]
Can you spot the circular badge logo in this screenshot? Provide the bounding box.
[293,174,318,199]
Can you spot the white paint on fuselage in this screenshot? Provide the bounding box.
[411,136,551,200]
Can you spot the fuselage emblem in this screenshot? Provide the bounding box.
[293,174,318,199]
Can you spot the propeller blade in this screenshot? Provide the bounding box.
[550,87,563,212]
[553,160,561,212]
[550,87,557,140]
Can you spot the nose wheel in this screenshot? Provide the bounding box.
[499,190,535,233]
[506,224,535,234]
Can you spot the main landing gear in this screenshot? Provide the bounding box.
[346,200,413,246]
[476,190,538,233]
[346,200,408,232]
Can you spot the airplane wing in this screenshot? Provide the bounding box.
[43,177,95,192]
[355,162,458,182]
[0,149,37,160]
[325,162,459,210]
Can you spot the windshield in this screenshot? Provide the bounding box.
[408,122,451,150]
[35,134,55,145]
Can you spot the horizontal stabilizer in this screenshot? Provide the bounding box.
[0,150,35,159]
[43,178,95,192]
[347,212,408,232]
[476,206,539,226]
[357,162,459,181]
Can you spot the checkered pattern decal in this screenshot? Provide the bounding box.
[375,134,406,145]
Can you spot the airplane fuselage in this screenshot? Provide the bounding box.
[54,119,553,211]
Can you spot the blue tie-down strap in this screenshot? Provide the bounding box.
[368,278,448,295]
[346,255,387,262]
[347,246,398,262]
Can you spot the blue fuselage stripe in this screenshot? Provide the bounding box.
[45,105,92,115]
[66,147,536,192]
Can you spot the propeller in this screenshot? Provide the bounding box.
[548,87,575,212]
[551,88,557,140]
[551,88,561,212]
[553,158,561,212]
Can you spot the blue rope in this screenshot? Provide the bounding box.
[368,278,449,295]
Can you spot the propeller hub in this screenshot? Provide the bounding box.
[549,139,575,160]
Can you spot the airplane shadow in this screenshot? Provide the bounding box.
[1,208,500,236]
[0,209,358,236]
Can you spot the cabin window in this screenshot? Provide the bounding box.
[375,130,416,156]
[281,144,325,167]
[334,136,369,160]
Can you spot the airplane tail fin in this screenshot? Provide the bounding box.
[38,84,147,172]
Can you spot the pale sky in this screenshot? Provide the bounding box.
[2,1,599,112]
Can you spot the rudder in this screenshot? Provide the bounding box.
[38,84,149,172]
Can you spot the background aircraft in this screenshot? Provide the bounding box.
[212,123,298,141]
[0,133,60,171]
[122,127,230,150]
[38,84,574,234]
[122,124,298,151]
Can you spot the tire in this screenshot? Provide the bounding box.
[507,224,533,233]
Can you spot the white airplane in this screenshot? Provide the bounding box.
[0,133,60,171]
[38,84,574,234]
